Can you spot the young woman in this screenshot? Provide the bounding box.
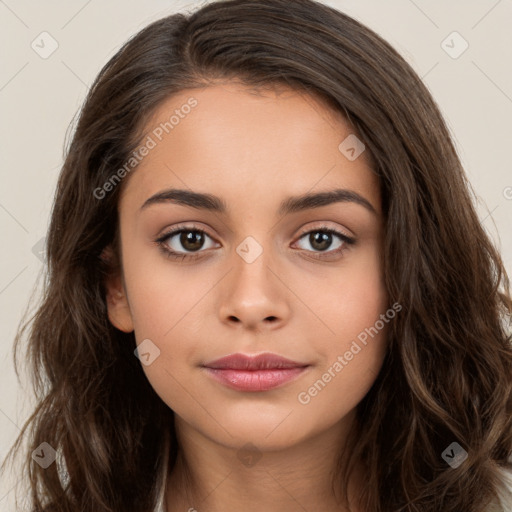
[3,0,512,510]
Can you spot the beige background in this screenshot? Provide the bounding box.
[1,0,511,508]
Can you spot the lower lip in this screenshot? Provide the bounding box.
[204,367,308,391]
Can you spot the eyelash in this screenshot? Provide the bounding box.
[154,223,356,262]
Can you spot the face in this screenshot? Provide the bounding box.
[105,82,389,451]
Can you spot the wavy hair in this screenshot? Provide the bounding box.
[2,0,512,510]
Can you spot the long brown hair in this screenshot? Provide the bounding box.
[3,0,512,510]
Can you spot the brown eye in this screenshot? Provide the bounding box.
[178,231,206,252]
[308,231,334,251]
[295,228,354,255]
[156,226,217,258]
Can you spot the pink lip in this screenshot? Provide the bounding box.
[202,353,310,391]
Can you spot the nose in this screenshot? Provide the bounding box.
[218,246,291,332]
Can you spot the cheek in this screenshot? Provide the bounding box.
[293,245,388,348]
[295,339,386,435]
[120,246,206,396]
[123,242,210,339]
[292,246,388,412]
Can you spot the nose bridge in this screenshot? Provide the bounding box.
[218,233,290,330]
[233,234,272,294]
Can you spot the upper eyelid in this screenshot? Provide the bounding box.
[296,223,352,239]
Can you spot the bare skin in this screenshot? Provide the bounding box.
[105,81,388,512]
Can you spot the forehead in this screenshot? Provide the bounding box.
[119,82,380,216]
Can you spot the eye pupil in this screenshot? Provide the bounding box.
[310,231,332,251]
[181,231,204,251]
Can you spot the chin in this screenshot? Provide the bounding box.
[212,414,313,450]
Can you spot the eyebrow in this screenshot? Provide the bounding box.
[140,187,377,216]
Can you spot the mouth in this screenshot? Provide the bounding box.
[202,353,310,392]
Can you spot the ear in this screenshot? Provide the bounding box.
[101,246,134,333]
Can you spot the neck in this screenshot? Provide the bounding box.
[165,411,365,512]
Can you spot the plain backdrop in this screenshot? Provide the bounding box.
[1,0,511,508]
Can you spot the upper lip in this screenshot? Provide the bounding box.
[203,353,308,370]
